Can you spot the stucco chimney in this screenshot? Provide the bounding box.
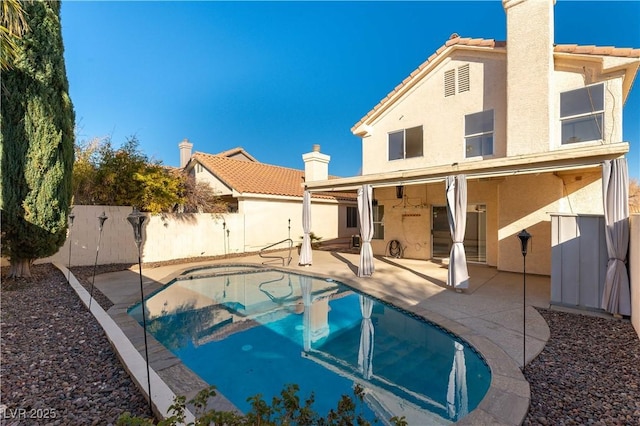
[503,0,555,156]
[179,138,193,168]
[303,144,330,182]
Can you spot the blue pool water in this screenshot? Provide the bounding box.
[128,266,491,424]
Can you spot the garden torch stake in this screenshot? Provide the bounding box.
[89,212,108,310]
[67,212,75,281]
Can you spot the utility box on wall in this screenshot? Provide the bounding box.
[550,214,608,310]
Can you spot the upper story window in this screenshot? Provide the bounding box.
[388,126,423,161]
[465,110,494,158]
[560,83,604,144]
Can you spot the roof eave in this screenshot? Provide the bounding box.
[304,143,629,191]
[554,51,640,103]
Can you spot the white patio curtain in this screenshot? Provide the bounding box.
[299,190,313,266]
[299,275,313,351]
[358,184,375,277]
[357,295,374,379]
[446,341,468,420]
[601,159,631,316]
[446,175,469,289]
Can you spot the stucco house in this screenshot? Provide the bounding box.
[179,139,358,252]
[303,0,639,282]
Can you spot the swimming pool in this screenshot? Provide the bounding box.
[128,265,491,424]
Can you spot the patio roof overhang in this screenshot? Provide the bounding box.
[303,143,629,192]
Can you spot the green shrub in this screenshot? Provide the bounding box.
[117,384,408,426]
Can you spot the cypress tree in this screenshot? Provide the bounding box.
[1,0,75,277]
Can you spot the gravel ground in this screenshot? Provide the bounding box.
[523,309,640,426]
[1,262,639,425]
[1,263,151,425]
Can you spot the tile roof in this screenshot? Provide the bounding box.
[351,37,640,133]
[193,152,355,201]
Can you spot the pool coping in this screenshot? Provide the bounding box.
[59,261,531,425]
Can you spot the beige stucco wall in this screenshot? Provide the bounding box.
[361,63,626,178]
[504,0,554,157]
[496,171,603,275]
[367,171,603,276]
[370,181,500,266]
[361,52,507,175]
[631,214,640,339]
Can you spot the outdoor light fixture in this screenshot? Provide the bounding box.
[396,185,404,199]
[222,221,227,256]
[518,229,531,257]
[127,207,152,414]
[88,211,108,310]
[517,229,531,370]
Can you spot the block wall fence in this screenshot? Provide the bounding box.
[1,205,300,267]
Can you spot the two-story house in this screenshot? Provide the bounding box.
[303,0,639,283]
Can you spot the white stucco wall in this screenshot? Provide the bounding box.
[195,167,233,196]
[239,196,355,251]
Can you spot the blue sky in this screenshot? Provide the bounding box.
[61,1,640,180]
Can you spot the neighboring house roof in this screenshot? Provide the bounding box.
[352,36,640,135]
[214,147,258,162]
[192,152,355,201]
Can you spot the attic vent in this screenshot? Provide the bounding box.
[444,69,455,97]
[458,64,470,93]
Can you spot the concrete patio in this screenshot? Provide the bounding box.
[68,249,553,425]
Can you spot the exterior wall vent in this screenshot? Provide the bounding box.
[444,69,455,97]
[458,64,470,93]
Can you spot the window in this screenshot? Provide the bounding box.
[465,110,494,157]
[560,84,604,144]
[388,126,423,160]
[346,206,358,228]
[372,205,384,240]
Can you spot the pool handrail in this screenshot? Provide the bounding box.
[259,238,293,266]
